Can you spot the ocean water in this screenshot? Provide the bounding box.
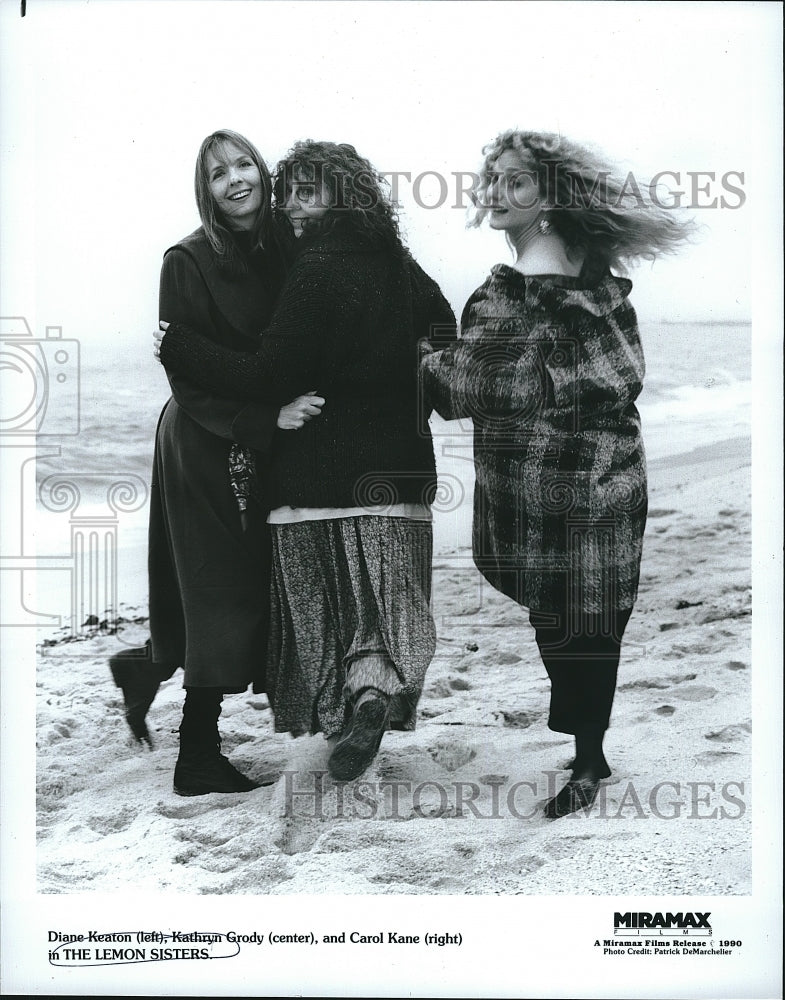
[635,321,751,459]
[34,319,752,481]
[18,321,751,629]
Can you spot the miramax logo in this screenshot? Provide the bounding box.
[614,912,712,931]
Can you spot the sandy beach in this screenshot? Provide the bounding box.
[35,425,752,896]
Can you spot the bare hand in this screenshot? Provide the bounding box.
[277,391,325,430]
[418,337,435,361]
[153,320,169,360]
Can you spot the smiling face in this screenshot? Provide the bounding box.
[205,141,263,231]
[283,170,331,238]
[484,149,544,236]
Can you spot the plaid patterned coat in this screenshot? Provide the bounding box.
[421,263,647,614]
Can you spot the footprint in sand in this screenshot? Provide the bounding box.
[274,818,323,856]
[648,509,677,518]
[173,847,200,865]
[499,710,534,728]
[175,828,236,848]
[427,676,473,698]
[694,750,742,765]
[671,685,717,701]
[224,731,257,745]
[184,853,243,875]
[704,722,751,742]
[86,807,136,835]
[37,775,85,810]
[220,858,295,892]
[428,740,477,771]
[542,831,637,858]
[726,660,748,671]
[618,679,670,691]
[316,827,409,854]
[655,705,676,716]
[155,800,228,820]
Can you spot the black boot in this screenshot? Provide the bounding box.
[544,727,609,819]
[173,688,260,797]
[543,777,602,819]
[109,641,161,748]
[328,688,390,782]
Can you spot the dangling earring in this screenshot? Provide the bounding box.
[538,215,551,235]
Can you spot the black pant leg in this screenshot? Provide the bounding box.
[529,608,632,735]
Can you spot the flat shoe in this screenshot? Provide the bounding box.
[328,696,389,782]
[543,777,601,819]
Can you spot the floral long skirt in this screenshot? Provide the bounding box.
[267,516,436,737]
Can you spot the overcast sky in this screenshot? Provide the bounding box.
[1,0,781,355]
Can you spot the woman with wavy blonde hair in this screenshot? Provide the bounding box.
[422,130,693,818]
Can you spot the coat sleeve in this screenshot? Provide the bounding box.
[420,283,645,424]
[409,259,457,349]
[159,249,339,403]
[419,287,544,421]
[409,260,458,424]
[158,249,280,451]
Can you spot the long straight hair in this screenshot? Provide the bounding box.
[194,129,277,274]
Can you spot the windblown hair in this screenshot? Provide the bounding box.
[470,130,695,272]
[273,140,406,258]
[194,129,277,274]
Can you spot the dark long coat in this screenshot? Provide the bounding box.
[148,228,283,691]
[421,263,648,615]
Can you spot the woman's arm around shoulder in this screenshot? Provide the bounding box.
[159,243,345,403]
[158,246,280,450]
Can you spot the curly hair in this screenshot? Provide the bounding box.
[273,140,406,258]
[470,130,695,272]
[194,129,279,275]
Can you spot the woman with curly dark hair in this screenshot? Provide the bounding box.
[156,140,456,781]
[421,130,693,818]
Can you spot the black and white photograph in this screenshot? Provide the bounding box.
[0,0,782,996]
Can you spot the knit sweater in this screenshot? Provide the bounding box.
[159,232,457,509]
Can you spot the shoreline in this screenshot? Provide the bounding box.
[34,431,752,645]
[34,417,752,894]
